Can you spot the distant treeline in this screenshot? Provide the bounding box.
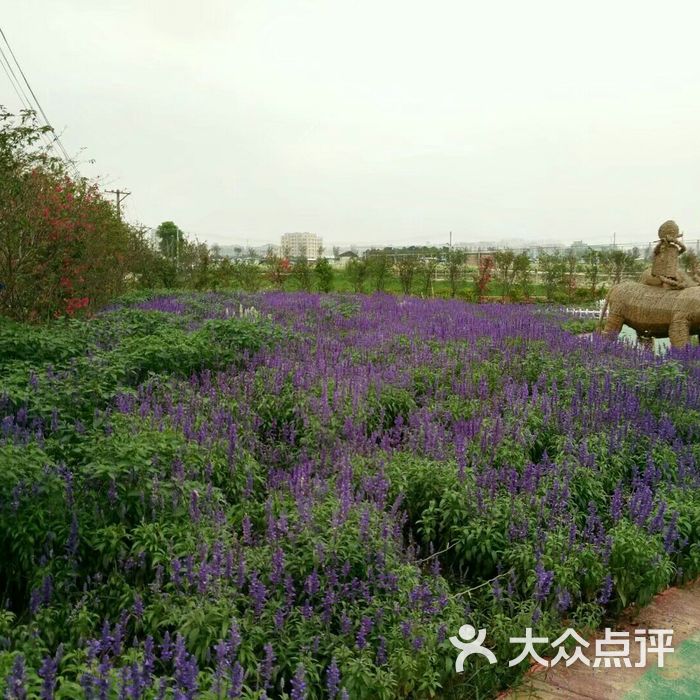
[125,243,700,304]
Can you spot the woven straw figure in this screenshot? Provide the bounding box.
[646,220,686,288]
[600,280,700,347]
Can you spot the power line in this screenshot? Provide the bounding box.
[0,46,61,162]
[0,44,31,110]
[0,25,78,176]
[0,42,57,154]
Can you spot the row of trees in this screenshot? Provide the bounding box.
[130,244,670,302]
[489,247,645,302]
[135,239,660,302]
[334,247,646,302]
[180,246,648,302]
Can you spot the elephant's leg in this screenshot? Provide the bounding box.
[603,310,624,338]
[669,314,690,347]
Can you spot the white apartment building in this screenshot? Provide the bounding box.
[280,232,323,260]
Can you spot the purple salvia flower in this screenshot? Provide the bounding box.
[242,515,252,545]
[261,643,275,690]
[290,664,307,700]
[534,562,554,602]
[227,662,244,699]
[556,587,572,612]
[598,574,613,605]
[189,490,200,523]
[38,652,59,700]
[249,572,268,616]
[326,658,341,699]
[270,548,285,585]
[160,631,173,662]
[66,513,79,557]
[610,484,623,522]
[143,636,155,679]
[664,512,680,553]
[228,620,242,657]
[376,637,388,665]
[355,616,373,649]
[305,569,320,597]
[6,655,27,699]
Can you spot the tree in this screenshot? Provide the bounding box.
[537,252,564,302]
[346,257,368,293]
[446,249,465,298]
[0,107,141,320]
[189,241,216,290]
[127,225,177,288]
[231,260,262,291]
[418,258,437,297]
[292,257,313,291]
[472,255,494,301]
[513,252,532,299]
[493,250,517,300]
[367,252,390,292]
[582,248,602,297]
[563,252,578,302]
[602,249,637,284]
[155,221,185,261]
[683,250,700,282]
[396,255,418,295]
[314,257,335,292]
[265,251,290,289]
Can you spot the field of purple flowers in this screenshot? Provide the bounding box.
[1,291,700,699]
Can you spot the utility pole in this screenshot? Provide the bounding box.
[449,231,452,252]
[106,189,131,220]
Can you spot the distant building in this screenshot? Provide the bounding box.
[281,232,322,260]
[569,240,589,258]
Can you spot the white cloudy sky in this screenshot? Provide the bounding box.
[3,0,700,248]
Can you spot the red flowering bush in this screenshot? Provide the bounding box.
[0,108,142,321]
[473,255,494,301]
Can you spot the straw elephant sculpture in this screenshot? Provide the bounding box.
[600,280,700,347]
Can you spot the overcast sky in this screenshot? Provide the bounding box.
[3,1,700,248]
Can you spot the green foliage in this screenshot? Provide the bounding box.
[446,250,465,298]
[0,109,138,320]
[561,318,599,334]
[493,250,517,300]
[154,221,185,259]
[367,252,391,292]
[314,257,335,292]
[292,257,313,292]
[346,258,369,293]
[396,256,418,295]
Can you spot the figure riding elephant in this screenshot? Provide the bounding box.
[600,280,700,347]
